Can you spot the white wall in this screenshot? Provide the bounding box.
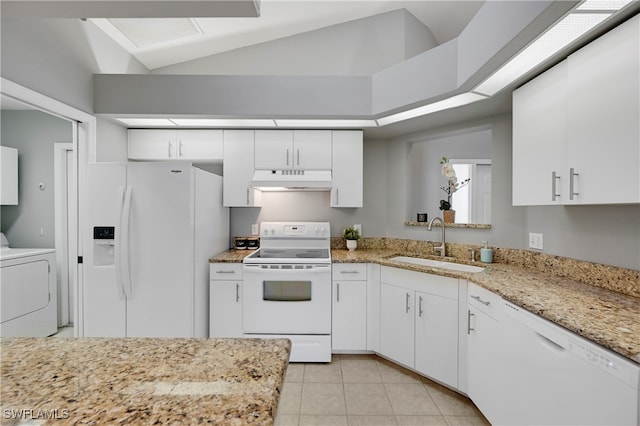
[1,110,73,248]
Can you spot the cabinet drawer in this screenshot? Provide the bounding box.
[468,282,501,317]
[381,266,458,299]
[210,263,242,280]
[332,263,367,280]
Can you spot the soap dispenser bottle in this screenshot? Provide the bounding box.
[480,241,493,264]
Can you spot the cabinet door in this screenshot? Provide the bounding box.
[176,130,223,162]
[294,130,332,170]
[332,280,367,351]
[380,283,414,368]
[223,130,262,207]
[128,129,175,160]
[567,15,639,204]
[415,290,458,388]
[254,130,294,170]
[331,131,363,208]
[210,281,243,338]
[512,60,568,206]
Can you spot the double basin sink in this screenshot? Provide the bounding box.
[388,256,485,273]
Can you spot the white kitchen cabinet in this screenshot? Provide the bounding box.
[332,263,367,352]
[223,130,262,207]
[254,130,332,170]
[209,263,243,338]
[512,60,568,206]
[379,266,459,388]
[331,130,363,208]
[0,146,18,205]
[128,129,224,162]
[512,16,640,206]
[466,283,504,424]
[566,14,639,204]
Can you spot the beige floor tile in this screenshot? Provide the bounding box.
[443,415,491,426]
[385,383,440,416]
[341,358,383,383]
[395,415,449,426]
[275,413,299,426]
[300,383,346,415]
[299,415,348,425]
[344,383,394,416]
[279,382,303,415]
[285,363,305,383]
[423,382,479,417]
[377,359,423,384]
[304,360,343,383]
[348,415,398,425]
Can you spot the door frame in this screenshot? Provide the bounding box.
[2,78,96,337]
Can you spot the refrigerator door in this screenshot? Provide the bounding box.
[125,162,195,337]
[84,163,127,337]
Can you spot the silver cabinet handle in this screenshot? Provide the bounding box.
[569,167,579,200]
[216,270,236,274]
[418,296,424,318]
[467,310,475,335]
[335,188,339,205]
[286,148,289,166]
[179,141,184,157]
[336,283,340,302]
[552,171,560,201]
[246,188,250,205]
[168,141,172,157]
[405,293,410,313]
[235,283,240,302]
[470,295,490,306]
[297,148,300,166]
[340,270,359,274]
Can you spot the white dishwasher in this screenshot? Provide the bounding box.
[498,301,639,426]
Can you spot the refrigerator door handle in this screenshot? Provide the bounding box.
[115,186,126,299]
[121,185,133,299]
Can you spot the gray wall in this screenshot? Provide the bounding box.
[1,110,73,248]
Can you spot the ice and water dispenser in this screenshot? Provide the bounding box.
[93,226,115,266]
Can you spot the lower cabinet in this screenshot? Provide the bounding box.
[332,263,367,351]
[209,263,243,338]
[379,266,460,389]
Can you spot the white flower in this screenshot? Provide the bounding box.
[441,163,456,179]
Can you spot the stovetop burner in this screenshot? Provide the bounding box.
[247,248,330,260]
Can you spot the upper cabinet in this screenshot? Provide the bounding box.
[331,130,363,208]
[223,130,262,208]
[254,130,332,170]
[1,146,18,205]
[128,129,224,163]
[513,15,639,206]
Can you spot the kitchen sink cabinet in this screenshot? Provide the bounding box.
[512,15,639,206]
[209,263,243,338]
[128,129,224,162]
[379,266,460,389]
[254,130,332,171]
[332,263,367,351]
[223,130,262,207]
[331,130,363,208]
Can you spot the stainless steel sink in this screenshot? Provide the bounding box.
[389,256,485,273]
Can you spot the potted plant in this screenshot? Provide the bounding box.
[343,227,361,251]
[439,157,470,223]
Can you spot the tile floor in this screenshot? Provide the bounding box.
[275,354,490,426]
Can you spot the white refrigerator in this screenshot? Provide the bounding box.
[83,162,229,338]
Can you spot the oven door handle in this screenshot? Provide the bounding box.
[243,265,331,273]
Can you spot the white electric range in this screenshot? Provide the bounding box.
[242,222,332,362]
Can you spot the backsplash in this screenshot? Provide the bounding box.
[331,237,640,298]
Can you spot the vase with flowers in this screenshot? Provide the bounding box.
[439,157,470,223]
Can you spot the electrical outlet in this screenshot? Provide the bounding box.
[354,224,362,235]
[529,232,543,250]
[251,224,258,235]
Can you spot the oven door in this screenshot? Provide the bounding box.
[242,263,331,334]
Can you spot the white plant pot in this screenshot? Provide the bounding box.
[346,239,358,251]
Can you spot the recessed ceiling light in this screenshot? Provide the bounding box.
[170,118,277,127]
[274,119,378,128]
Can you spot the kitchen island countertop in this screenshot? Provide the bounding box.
[211,248,639,364]
[0,337,291,425]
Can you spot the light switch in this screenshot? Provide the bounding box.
[529,232,543,250]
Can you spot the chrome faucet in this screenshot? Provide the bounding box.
[427,216,446,257]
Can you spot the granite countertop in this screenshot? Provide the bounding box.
[211,248,640,364]
[0,337,291,425]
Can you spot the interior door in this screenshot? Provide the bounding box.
[125,163,195,337]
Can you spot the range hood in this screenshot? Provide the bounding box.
[250,169,332,191]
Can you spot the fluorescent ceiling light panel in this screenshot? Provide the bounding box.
[116,118,177,127]
[274,119,378,128]
[376,93,488,126]
[474,13,610,96]
[108,18,202,48]
[170,119,277,127]
[576,0,634,11]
